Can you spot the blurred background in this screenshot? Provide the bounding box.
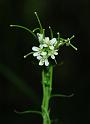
[0,0,89,124]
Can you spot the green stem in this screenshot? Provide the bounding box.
[41,65,53,124]
[70,43,77,50]
[49,26,53,39]
[10,25,36,37]
[14,110,42,116]
[34,12,43,34]
[50,93,74,99]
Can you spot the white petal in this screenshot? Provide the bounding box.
[50,38,57,45]
[33,52,39,56]
[43,44,48,47]
[37,33,43,42]
[39,44,43,49]
[39,60,44,66]
[45,59,49,66]
[41,52,47,56]
[54,51,58,55]
[49,46,54,50]
[51,55,55,59]
[44,37,50,44]
[37,56,42,60]
[32,46,39,51]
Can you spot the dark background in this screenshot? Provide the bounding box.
[0,0,89,124]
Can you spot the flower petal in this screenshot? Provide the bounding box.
[45,59,49,66]
[32,46,39,51]
[54,51,58,55]
[44,37,50,44]
[33,52,39,56]
[39,60,44,66]
[50,38,57,45]
[51,55,55,59]
[41,52,47,56]
[49,46,54,50]
[43,44,48,47]
[37,33,43,42]
[37,55,42,60]
[39,44,43,49]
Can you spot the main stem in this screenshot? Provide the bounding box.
[41,65,53,124]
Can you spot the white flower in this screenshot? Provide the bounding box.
[32,46,41,57]
[49,46,54,50]
[32,46,40,51]
[50,38,57,46]
[32,36,59,66]
[39,58,44,66]
[48,49,58,59]
[39,57,49,66]
[37,55,42,60]
[32,45,49,66]
[45,59,49,66]
[43,37,49,45]
[43,37,57,48]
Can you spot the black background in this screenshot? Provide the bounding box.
[0,0,89,124]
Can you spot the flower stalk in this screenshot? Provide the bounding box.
[41,65,53,124]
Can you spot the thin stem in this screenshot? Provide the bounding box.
[49,65,53,95]
[69,35,75,40]
[49,26,53,39]
[42,69,46,110]
[14,110,42,116]
[57,32,60,41]
[70,43,77,50]
[42,106,51,124]
[10,25,36,37]
[61,35,75,45]
[24,52,34,58]
[41,65,53,124]
[33,28,40,33]
[34,12,43,33]
[50,93,74,99]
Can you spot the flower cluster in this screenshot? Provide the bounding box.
[32,33,59,66]
[12,12,77,66]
